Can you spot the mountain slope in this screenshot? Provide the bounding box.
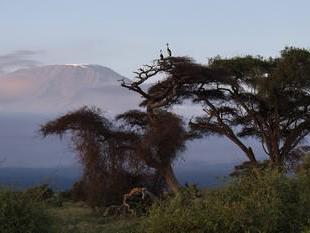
[0,64,138,114]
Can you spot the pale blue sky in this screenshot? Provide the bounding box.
[1,0,310,77]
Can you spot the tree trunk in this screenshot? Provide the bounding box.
[161,164,180,193]
[245,147,257,164]
[224,131,257,163]
[269,134,280,163]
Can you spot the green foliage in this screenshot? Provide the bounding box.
[0,189,54,233]
[142,169,310,233]
[297,154,310,176]
[22,184,53,201]
[296,155,310,227]
[22,184,63,207]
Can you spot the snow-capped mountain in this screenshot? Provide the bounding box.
[0,64,139,114]
[0,64,142,168]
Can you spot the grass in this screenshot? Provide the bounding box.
[49,201,140,233]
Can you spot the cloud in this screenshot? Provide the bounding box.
[0,50,42,73]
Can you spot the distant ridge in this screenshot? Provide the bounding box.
[0,166,81,191]
[0,163,234,190]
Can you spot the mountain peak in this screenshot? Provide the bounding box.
[64,64,88,68]
[0,64,137,114]
[3,64,128,84]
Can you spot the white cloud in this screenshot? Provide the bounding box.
[0,50,42,73]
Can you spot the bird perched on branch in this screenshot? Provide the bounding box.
[166,43,172,57]
[160,49,164,61]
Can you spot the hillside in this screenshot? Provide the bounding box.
[0,64,139,114]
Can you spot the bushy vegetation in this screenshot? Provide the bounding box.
[0,189,54,233]
[1,160,310,233]
[142,165,310,233]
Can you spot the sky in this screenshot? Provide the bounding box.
[1,0,310,77]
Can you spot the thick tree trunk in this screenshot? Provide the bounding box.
[268,138,284,166]
[161,164,180,193]
[245,147,257,164]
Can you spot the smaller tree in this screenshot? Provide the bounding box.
[41,107,152,206]
[41,106,187,202]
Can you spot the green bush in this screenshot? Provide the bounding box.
[0,189,54,233]
[142,169,310,233]
[297,155,310,231]
[22,184,54,201]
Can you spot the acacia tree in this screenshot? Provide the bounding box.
[121,47,310,168]
[41,107,186,194]
[40,107,152,206]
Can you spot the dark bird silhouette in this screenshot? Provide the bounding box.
[160,50,164,60]
[166,43,172,57]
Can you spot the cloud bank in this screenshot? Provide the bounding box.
[0,50,41,73]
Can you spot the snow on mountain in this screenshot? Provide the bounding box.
[0,64,139,114]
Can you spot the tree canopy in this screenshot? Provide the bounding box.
[122,47,310,168]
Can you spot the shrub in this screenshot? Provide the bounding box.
[0,189,54,233]
[142,168,310,233]
[22,184,54,202]
[297,155,310,228]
